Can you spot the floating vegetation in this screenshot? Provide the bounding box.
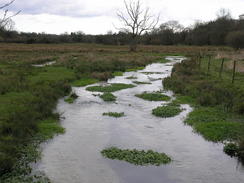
[86,83,135,92]
[100,92,116,102]
[65,92,78,103]
[101,147,171,166]
[133,81,152,85]
[141,72,165,75]
[72,78,98,87]
[126,76,137,79]
[103,112,125,118]
[148,77,162,81]
[136,92,170,101]
[152,105,182,118]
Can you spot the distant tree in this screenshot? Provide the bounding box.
[216,8,232,20]
[160,20,184,33]
[0,0,20,31]
[226,31,244,50]
[116,0,159,51]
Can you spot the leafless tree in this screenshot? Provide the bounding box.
[117,0,159,51]
[0,0,20,31]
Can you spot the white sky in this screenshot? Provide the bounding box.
[1,0,244,34]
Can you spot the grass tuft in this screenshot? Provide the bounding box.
[72,78,98,87]
[65,92,78,103]
[101,147,171,166]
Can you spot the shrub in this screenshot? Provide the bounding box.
[226,31,244,50]
[101,147,171,166]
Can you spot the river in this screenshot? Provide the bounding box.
[35,56,244,183]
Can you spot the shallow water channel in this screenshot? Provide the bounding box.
[36,56,244,183]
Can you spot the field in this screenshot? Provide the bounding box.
[0,43,241,180]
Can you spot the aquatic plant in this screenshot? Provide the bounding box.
[101,147,171,166]
[103,112,125,118]
[100,92,116,102]
[136,92,170,101]
[86,83,135,92]
[152,105,182,118]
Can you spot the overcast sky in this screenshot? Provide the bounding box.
[1,0,244,34]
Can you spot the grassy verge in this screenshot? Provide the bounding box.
[100,92,116,102]
[164,56,244,161]
[136,92,170,101]
[86,83,135,92]
[126,66,145,72]
[101,147,171,166]
[112,71,124,77]
[72,78,99,87]
[103,112,125,118]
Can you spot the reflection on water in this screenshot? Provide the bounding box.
[36,56,244,183]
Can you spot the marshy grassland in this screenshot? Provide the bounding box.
[0,43,241,180]
[164,55,244,162]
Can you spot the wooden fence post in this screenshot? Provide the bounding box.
[232,60,237,84]
[219,58,225,79]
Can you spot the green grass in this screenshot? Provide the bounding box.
[126,76,137,79]
[112,71,123,77]
[72,78,98,87]
[100,92,116,102]
[133,81,152,85]
[86,83,135,92]
[101,147,171,166]
[158,58,170,63]
[37,118,65,140]
[64,92,78,103]
[126,66,145,72]
[152,105,182,118]
[103,112,125,118]
[136,92,170,101]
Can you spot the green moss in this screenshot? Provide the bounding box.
[126,66,145,72]
[64,92,78,103]
[133,81,152,85]
[101,147,171,166]
[152,105,182,118]
[112,71,123,77]
[72,78,98,87]
[100,92,116,102]
[136,92,170,101]
[103,112,125,118]
[86,83,135,92]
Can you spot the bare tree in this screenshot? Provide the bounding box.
[0,0,20,31]
[117,0,159,51]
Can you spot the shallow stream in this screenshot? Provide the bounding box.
[36,56,244,183]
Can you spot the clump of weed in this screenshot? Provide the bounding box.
[126,76,137,79]
[65,92,78,103]
[86,83,135,92]
[103,112,125,118]
[133,81,151,85]
[101,147,171,166]
[72,78,98,87]
[100,92,116,102]
[224,143,239,157]
[152,105,182,118]
[136,92,170,101]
